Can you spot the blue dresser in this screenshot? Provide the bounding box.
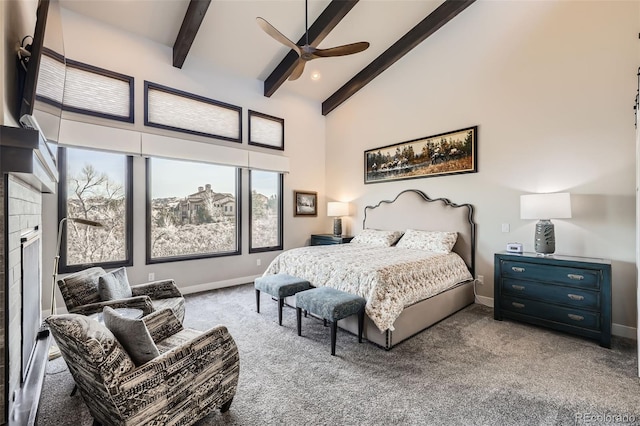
[494,252,612,348]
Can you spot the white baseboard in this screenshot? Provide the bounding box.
[612,323,637,340]
[474,296,637,340]
[43,275,258,319]
[474,295,494,307]
[179,275,258,295]
[45,284,637,341]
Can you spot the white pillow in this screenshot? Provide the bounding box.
[350,229,403,247]
[395,229,458,253]
[98,267,132,301]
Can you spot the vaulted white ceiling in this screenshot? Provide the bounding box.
[59,1,459,107]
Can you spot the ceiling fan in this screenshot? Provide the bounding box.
[256,0,369,81]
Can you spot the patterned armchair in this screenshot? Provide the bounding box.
[46,309,240,425]
[57,267,186,322]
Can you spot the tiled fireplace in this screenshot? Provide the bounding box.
[0,126,57,424]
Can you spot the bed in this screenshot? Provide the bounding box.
[264,189,476,349]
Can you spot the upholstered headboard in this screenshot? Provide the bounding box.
[363,189,476,276]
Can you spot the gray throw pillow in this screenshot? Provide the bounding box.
[98,267,132,301]
[103,306,159,366]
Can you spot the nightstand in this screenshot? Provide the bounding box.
[310,234,354,246]
[494,252,612,348]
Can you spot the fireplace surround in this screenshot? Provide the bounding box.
[0,125,58,424]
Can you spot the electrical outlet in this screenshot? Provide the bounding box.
[501,223,510,233]
[148,272,155,281]
[256,259,261,266]
[477,275,484,285]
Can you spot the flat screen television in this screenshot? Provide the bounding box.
[18,0,65,152]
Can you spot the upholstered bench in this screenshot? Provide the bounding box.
[255,274,311,326]
[295,287,366,356]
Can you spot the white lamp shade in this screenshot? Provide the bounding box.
[327,202,349,217]
[520,193,572,220]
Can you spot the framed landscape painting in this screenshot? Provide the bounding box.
[294,190,317,216]
[364,126,477,184]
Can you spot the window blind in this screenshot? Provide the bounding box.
[63,60,133,121]
[145,82,241,143]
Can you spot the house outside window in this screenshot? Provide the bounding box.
[147,158,241,263]
[249,170,283,252]
[58,146,133,272]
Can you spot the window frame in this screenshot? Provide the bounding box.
[248,170,284,253]
[63,58,135,123]
[145,157,242,264]
[57,146,134,273]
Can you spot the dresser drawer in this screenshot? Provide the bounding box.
[501,278,600,310]
[502,296,601,331]
[500,260,601,290]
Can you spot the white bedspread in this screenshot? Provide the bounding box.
[263,244,473,332]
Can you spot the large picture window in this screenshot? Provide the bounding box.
[249,170,283,252]
[146,158,241,263]
[58,147,133,272]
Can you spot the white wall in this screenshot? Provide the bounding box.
[325,1,639,332]
[42,8,328,310]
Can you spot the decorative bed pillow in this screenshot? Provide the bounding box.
[395,229,458,253]
[103,306,159,366]
[98,267,132,301]
[349,229,403,247]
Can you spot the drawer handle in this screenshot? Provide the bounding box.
[511,267,525,273]
[568,314,584,321]
[511,285,525,291]
[511,302,525,309]
[567,274,584,281]
[567,294,584,301]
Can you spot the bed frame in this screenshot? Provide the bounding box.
[337,189,476,349]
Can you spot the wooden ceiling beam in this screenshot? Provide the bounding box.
[173,0,211,69]
[263,0,359,98]
[322,0,476,116]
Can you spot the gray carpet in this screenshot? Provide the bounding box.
[37,284,640,425]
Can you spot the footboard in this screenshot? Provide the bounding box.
[338,281,474,349]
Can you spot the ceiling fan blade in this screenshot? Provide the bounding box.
[288,59,306,81]
[313,42,370,58]
[256,17,301,54]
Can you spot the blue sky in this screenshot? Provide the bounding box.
[66,148,279,198]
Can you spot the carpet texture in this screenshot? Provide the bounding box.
[37,283,640,425]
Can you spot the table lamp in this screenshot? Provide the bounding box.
[327,202,349,236]
[520,192,571,255]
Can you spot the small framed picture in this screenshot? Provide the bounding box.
[294,190,317,216]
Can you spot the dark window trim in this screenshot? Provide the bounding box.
[34,46,65,109]
[145,158,242,264]
[248,170,284,253]
[248,110,285,151]
[57,147,134,273]
[63,58,134,123]
[143,80,242,143]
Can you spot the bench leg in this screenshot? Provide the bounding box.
[296,307,302,336]
[358,309,364,343]
[278,298,284,326]
[255,289,260,313]
[331,321,337,356]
